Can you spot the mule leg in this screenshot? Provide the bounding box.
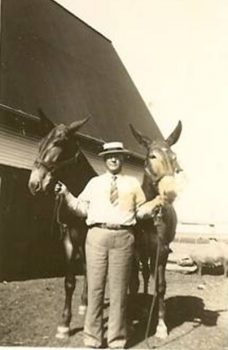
[78,246,88,315]
[56,230,76,339]
[129,254,140,296]
[141,258,150,295]
[155,264,168,339]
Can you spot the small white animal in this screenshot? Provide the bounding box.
[190,239,228,277]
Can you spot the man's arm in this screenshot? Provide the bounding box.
[132,178,165,220]
[136,195,164,220]
[64,191,89,218]
[55,181,90,218]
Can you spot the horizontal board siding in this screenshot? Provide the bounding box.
[0,126,40,169]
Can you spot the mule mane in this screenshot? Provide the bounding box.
[39,124,70,154]
[36,125,81,172]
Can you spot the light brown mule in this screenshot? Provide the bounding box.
[129,121,182,339]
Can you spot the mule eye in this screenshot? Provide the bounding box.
[53,139,65,147]
[53,135,68,146]
[53,140,60,146]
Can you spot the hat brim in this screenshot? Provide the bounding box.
[98,149,130,157]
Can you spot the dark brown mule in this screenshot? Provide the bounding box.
[28,111,94,339]
[129,121,182,339]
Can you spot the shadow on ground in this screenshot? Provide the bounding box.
[127,293,220,348]
[200,265,225,276]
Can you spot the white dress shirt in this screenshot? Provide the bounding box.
[67,172,146,226]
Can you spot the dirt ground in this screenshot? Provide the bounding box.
[0,270,227,350]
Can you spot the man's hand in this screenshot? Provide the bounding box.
[136,195,165,220]
[54,181,69,196]
[153,195,166,207]
[55,183,88,218]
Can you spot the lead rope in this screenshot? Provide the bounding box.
[51,193,68,239]
[145,206,163,349]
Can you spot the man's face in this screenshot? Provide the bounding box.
[105,153,124,174]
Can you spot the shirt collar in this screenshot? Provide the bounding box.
[105,171,124,179]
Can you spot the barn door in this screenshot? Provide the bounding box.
[0,166,33,280]
[0,165,65,281]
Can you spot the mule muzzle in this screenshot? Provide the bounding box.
[28,168,56,195]
[173,159,183,174]
[28,179,41,195]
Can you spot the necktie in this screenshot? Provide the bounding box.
[110,175,118,206]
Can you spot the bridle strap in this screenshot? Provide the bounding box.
[46,151,80,238]
[34,150,81,174]
[144,159,173,190]
[144,165,162,189]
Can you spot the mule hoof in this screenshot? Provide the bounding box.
[55,326,70,339]
[78,305,87,315]
[155,322,168,339]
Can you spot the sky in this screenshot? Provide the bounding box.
[55,0,228,228]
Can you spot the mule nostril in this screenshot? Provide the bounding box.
[29,181,41,194]
[175,166,183,173]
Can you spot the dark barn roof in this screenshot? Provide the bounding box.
[0,0,164,157]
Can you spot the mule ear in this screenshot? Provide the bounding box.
[166,120,182,147]
[68,116,90,134]
[37,108,55,132]
[129,124,151,149]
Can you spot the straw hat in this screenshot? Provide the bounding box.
[98,142,129,157]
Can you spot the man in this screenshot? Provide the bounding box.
[55,141,157,348]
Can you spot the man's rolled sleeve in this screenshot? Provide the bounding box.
[66,192,88,218]
[66,180,93,218]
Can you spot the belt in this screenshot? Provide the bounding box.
[88,223,133,230]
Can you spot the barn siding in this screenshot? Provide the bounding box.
[0,126,39,169]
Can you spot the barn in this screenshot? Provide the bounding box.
[0,0,164,280]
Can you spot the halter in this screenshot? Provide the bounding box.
[39,150,80,239]
[144,148,175,190]
[34,150,81,175]
[144,164,162,188]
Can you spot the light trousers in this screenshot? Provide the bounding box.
[84,227,134,349]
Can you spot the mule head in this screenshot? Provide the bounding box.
[28,111,89,195]
[130,121,182,202]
